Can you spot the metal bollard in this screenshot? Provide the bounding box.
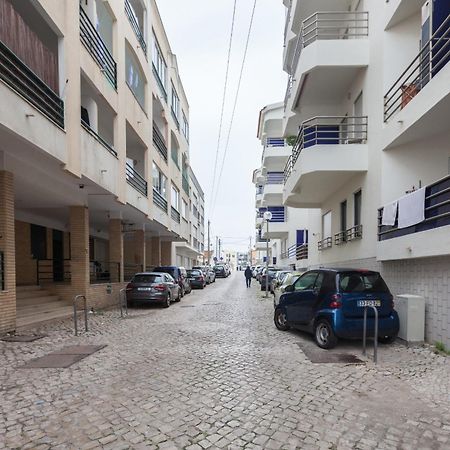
[119,288,128,318]
[362,305,378,364]
[73,295,88,336]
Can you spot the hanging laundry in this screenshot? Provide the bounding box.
[381,200,398,226]
[398,187,426,229]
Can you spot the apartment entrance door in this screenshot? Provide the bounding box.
[52,230,64,282]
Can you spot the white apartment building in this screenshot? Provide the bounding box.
[253,102,310,270]
[0,0,204,333]
[282,0,450,346]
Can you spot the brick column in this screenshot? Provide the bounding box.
[161,241,172,265]
[109,219,123,282]
[133,229,146,271]
[70,206,89,296]
[149,237,161,267]
[0,171,16,333]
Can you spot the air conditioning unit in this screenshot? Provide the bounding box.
[395,294,425,343]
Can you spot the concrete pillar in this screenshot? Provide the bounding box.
[109,219,123,282]
[149,237,161,267]
[0,171,16,333]
[133,229,145,271]
[70,206,89,296]
[161,241,172,265]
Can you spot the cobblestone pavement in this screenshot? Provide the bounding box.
[1,273,449,450]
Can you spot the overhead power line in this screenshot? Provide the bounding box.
[211,0,258,217]
[209,0,238,212]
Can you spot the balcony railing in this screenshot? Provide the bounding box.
[80,6,117,89]
[318,237,332,251]
[289,11,369,75]
[284,116,368,184]
[335,224,363,245]
[0,41,64,128]
[0,251,5,290]
[126,163,147,197]
[37,259,71,284]
[296,244,308,261]
[266,138,287,148]
[378,175,450,242]
[125,0,147,55]
[153,122,168,161]
[152,64,167,102]
[266,172,284,185]
[182,174,190,194]
[153,188,168,211]
[384,13,450,122]
[171,207,181,223]
[81,120,117,157]
[258,207,286,223]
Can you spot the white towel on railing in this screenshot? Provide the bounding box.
[381,200,398,226]
[398,187,426,229]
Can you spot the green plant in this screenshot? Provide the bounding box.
[434,341,450,356]
[286,135,297,147]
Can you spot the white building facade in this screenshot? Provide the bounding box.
[282,0,450,347]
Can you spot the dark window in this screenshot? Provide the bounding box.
[339,272,389,294]
[30,224,47,259]
[132,274,164,283]
[340,200,347,233]
[321,272,337,294]
[313,273,325,291]
[294,272,318,291]
[354,190,362,226]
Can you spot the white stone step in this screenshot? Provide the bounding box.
[16,306,74,330]
[17,301,71,317]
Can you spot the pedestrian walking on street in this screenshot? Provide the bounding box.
[244,266,252,288]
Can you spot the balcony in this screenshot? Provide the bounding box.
[284,116,368,208]
[171,207,181,223]
[153,188,168,212]
[382,14,450,150]
[125,0,147,55]
[182,173,190,195]
[262,139,292,170]
[262,172,284,205]
[377,175,450,261]
[280,244,308,261]
[126,163,147,197]
[258,207,288,239]
[80,6,117,89]
[153,122,168,161]
[0,41,64,128]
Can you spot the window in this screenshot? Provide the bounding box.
[152,33,167,91]
[182,112,189,141]
[354,190,362,226]
[31,224,47,260]
[171,83,180,121]
[294,272,318,291]
[171,145,179,167]
[152,162,167,197]
[171,185,180,211]
[125,45,145,110]
[339,272,389,294]
[322,211,332,239]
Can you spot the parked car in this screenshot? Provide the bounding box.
[208,268,216,283]
[273,269,400,349]
[260,267,280,291]
[252,266,261,278]
[271,270,292,292]
[273,271,304,307]
[126,272,181,308]
[187,269,206,289]
[193,265,215,284]
[153,266,190,296]
[214,264,229,278]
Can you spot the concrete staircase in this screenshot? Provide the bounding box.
[16,285,73,329]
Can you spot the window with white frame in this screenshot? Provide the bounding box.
[171,185,180,211]
[152,33,167,91]
[152,162,167,197]
[171,83,180,121]
[182,111,189,141]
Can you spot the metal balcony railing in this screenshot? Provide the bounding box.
[257,207,286,223]
[80,6,117,89]
[284,116,368,184]
[153,188,168,211]
[171,207,181,223]
[384,13,450,122]
[378,175,450,242]
[289,11,369,75]
[126,163,147,197]
[266,172,284,185]
[0,251,5,290]
[37,259,71,284]
[284,75,293,106]
[125,0,147,55]
[266,138,287,148]
[81,119,117,157]
[0,41,64,128]
[347,224,363,241]
[152,64,167,102]
[318,237,332,251]
[153,122,168,161]
[296,244,308,261]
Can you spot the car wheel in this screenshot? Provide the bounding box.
[180,287,185,298]
[274,308,290,331]
[175,289,181,302]
[314,319,338,349]
[378,335,396,344]
[163,293,171,308]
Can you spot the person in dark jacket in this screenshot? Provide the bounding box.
[244,266,253,288]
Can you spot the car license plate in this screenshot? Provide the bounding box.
[138,287,152,291]
[357,300,381,307]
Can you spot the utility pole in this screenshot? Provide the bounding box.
[207,220,211,265]
[218,238,221,260]
[215,236,218,261]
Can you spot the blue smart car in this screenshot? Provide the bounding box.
[273,269,399,349]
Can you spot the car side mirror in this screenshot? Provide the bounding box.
[285,284,294,293]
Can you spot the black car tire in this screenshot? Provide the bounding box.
[163,293,171,308]
[378,335,396,344]
[274,308,290,331]
[314,319,338,349]
[180,287,185,298]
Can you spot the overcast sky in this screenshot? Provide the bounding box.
[157,0,287,252]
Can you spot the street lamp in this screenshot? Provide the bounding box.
[263,211,272,298]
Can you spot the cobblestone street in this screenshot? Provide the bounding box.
[1,272,449,450]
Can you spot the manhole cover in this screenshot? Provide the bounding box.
[1,335,46,342]
[296,343,364,364]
